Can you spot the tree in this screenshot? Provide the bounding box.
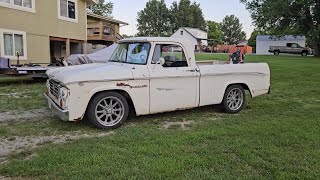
[137,0,170,37]
[240,0,320,56]
[248,29,266,53]
[207,21,222,43]
[169,0,206,33]
[220,15,246,45]
[87,0,113,17]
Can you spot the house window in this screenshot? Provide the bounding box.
[0,29,27,60]
[0,0,35,13]
[180,31,184,35]
[58,0,78,22]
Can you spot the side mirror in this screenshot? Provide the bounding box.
[158,57,165,66]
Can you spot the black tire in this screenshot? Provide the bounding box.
[274,51,280,56]
[222,85,246,114]
[301,51,308,56]
[86,91,129,129]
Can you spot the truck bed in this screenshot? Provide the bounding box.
[196,60,226,66]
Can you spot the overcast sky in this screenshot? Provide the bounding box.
[109,0,255,38]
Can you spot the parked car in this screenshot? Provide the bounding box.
[269,43,313,56]
[44,37,271,129]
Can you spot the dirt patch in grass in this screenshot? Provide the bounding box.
[162,121,194,130]
[0,92,32,98]
[0,175,10,180]
[0,109,53,123]
[0,131,115,159]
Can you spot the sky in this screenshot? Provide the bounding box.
[109,0,255,38]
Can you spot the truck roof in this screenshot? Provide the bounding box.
[119,37,192,45]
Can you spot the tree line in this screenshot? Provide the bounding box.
[137,0,246,45]
[241,0,320,56]
[87,0,320,56]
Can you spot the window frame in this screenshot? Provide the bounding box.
[0,0,35,13]
[151,43,189,67]
[0,29,28,60]
[109,42,152,65]
[57,0,78,23]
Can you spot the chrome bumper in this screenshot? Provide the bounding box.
[44,93,69,121]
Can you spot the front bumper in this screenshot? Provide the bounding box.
[44,93,69,121]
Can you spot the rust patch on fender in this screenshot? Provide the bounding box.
[116,83,132,88]
[116,83,147,89]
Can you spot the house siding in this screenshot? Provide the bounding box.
[171,28,208,48]
[0,0,87,64]
[171,28,198,48]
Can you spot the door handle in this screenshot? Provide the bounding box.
[186,68,199,73]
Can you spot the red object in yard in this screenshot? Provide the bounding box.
[227,45,246,64]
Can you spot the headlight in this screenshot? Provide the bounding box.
[59,86,69,109]
[46,79,50,89]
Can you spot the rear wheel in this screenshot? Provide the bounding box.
[274,51,280,56]
[87,92,129,129]
[222,85,246,114]
[301,51,308,56]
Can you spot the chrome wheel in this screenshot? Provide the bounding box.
[95,96,125,127]
[226,88,244,111]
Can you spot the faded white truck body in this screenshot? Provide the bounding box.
[45,37,270,121]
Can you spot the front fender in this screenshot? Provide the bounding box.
[67,80,150,120]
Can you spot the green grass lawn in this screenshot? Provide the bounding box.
[0,55,320,179]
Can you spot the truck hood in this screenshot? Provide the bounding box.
[46,63,134,84]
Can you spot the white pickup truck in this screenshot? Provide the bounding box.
[45,37,270,129]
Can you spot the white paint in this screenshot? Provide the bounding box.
[171,27,208,48]
[46,37,270,121]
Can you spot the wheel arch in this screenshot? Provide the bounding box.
[225,83,252,97]
[87,89,136,117]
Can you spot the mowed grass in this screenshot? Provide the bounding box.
[0,80,46,113]
[0,54,320,179]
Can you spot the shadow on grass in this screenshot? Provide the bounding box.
[74,105,225,130]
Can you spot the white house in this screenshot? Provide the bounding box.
[256,35,306,55]
[171,27,208,50]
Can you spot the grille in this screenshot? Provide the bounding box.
[49,79,60,100]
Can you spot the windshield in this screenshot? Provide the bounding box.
[109,42,151,65]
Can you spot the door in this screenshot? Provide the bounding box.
[149,44,199,113]
[291,43,300,54]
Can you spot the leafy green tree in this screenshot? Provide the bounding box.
[169,0,206,33]
[137,0,170,37]
[87,0,113,17]
[207,21,222,43]
[248,29,266,53]
[240,0,320,56]
[220,15,246,45]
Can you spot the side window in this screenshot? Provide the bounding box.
[292,44,298,48]
[152,44,188,67]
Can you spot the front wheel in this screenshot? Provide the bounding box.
[274,51,280,56]
[222,85,246,114]
[86,92,129,129]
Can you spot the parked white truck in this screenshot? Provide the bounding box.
[44,37,270,129]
